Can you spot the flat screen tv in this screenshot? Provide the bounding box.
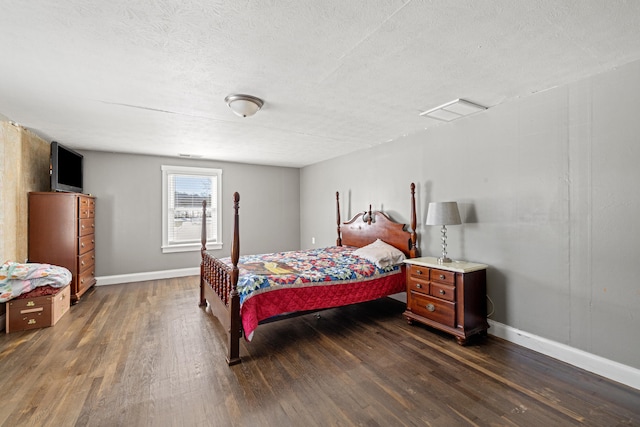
[50,141,84,193]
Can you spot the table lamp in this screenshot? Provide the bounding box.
[425,201,461,263]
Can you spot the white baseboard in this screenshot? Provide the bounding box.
[488,319,640,391]
[95,267,199,286]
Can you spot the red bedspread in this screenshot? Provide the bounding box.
[220,246,405,340]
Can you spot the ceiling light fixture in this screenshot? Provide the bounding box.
[224,94,264,118]
[420,99,486,122]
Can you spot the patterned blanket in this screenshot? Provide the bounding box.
[220,246,405,340]
[0,261,72,302]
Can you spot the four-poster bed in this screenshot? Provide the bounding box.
[199,183,419,365]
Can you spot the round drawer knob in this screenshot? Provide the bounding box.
[416,283,422,289]
[416,270,423,275]
[439,274,445,280]
[426,303,435,312]
[439,289,445,295]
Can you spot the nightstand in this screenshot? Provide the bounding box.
[403,257,488,344]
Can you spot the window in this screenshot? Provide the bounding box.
[161,165,222,253]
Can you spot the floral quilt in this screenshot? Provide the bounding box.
[0,261,72,302]
[220,246,405,340]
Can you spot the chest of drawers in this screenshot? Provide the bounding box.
[403,257,488,344]
[28,192,96,303]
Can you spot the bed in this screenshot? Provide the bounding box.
[199,183,419,365]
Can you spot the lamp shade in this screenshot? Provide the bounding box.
[426,202,461,226]
[225,94,264,117]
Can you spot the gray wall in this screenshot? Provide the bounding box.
[300,59,640,370]
[82,151,300,276]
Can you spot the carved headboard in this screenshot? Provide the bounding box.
[336,183,419,258]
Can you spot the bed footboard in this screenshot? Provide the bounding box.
[200,193,241,366]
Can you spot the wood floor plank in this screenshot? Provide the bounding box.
[0,276,638,426]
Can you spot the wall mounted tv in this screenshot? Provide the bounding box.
[50,141,84,193]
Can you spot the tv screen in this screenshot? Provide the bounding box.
[50,141,83,193]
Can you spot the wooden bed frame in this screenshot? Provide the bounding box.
[199,183,419,365]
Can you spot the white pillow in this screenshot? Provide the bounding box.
[353,239,406,268]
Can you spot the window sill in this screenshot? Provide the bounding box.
[162,242,223,253]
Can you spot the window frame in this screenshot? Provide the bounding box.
[161,165,223,253]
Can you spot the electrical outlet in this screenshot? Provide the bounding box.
[312,237,316,245]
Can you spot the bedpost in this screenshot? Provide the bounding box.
[199,200,207,307]
[336,191,342,246]
[409,183,419,258]
[227,192,242,365]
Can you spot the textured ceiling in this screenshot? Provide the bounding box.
[2,1,640,167]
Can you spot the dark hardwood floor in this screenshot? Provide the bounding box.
[1,276,638,426]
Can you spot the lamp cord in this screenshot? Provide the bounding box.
[486,294,495,318]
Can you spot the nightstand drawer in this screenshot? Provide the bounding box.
[409,292,455,328]
[407,276,429,294]
[431,268,455,285]
[408,264,429,279]
[430,282,455,301]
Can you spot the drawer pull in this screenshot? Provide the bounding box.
[439,289,445,295]
[426,303,435,312]
[439,274,445,280]
[416,270,423,275]
[416,283,422,289]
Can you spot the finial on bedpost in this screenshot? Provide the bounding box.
[410,183,419,257]
[201,200,207,252]
[366,204,373,225]
[336,191,342,246]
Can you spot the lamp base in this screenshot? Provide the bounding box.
[437,256,453,264]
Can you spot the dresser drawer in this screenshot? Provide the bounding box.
[78,268,96,295]
[78,234,95,254]
[79,207,95,219]
[79,197,95,218]
[78,251,95,272]
[408,264,430,279]
[430,268,455,285]
[430,282,455,302]
[409,292,455,328]
[78,218,95,236]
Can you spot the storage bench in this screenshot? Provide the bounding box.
[5,284,70,333]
